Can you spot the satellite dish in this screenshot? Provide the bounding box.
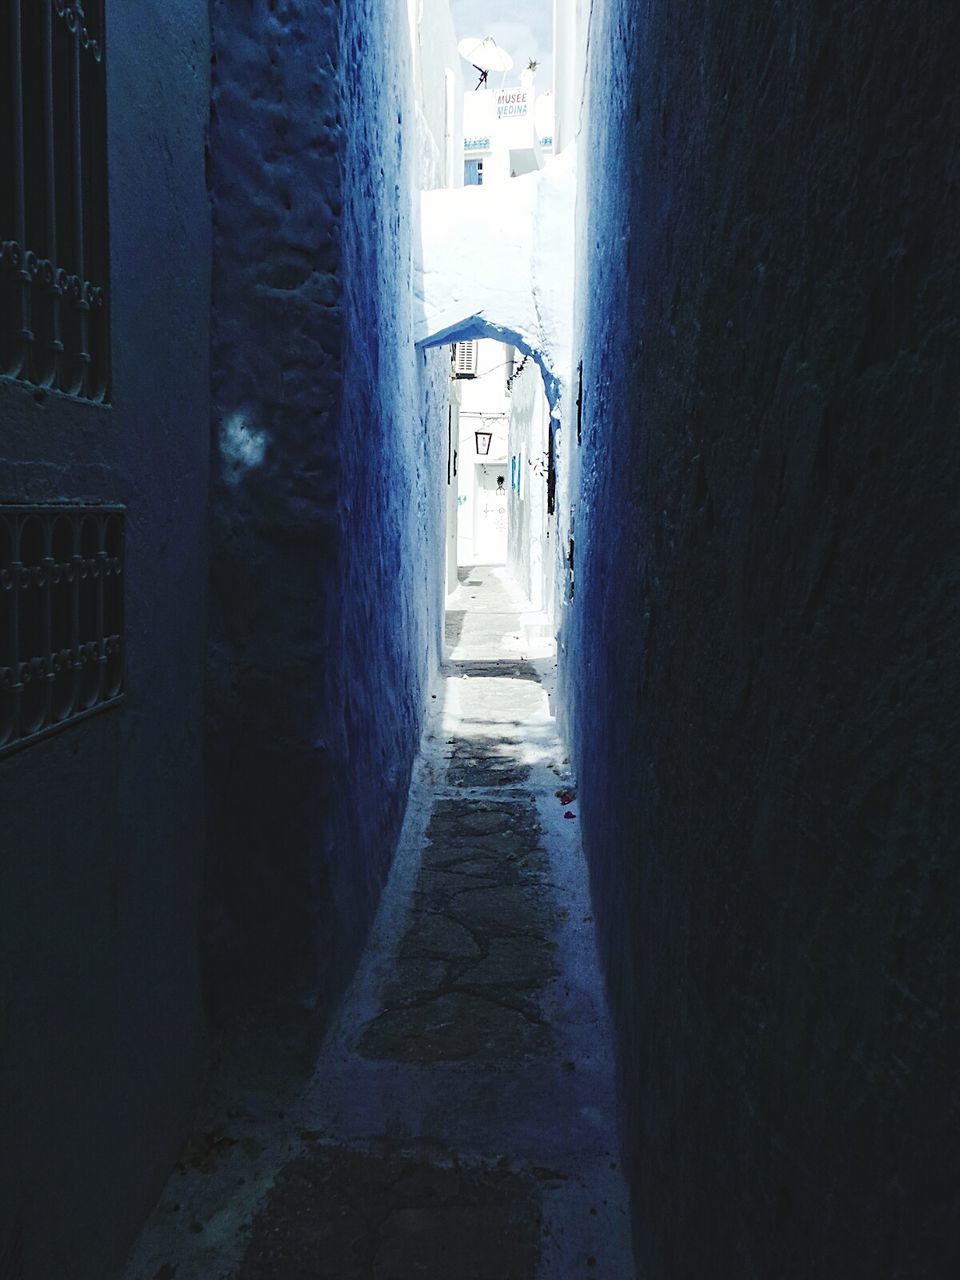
[457,36,513,88]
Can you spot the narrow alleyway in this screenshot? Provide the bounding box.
[123,567,634,1280]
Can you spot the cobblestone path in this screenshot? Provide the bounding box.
[124,567,634,1280]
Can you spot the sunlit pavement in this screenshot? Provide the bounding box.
[123,566,634,1280]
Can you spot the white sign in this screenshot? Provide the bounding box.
[496,89,530,120]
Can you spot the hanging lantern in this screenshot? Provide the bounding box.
[475,429,493,455]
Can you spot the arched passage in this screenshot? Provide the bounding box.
[413,145,577,421]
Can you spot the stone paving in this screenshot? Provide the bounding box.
[123,567,635,1280]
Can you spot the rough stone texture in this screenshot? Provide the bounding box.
[0,6,211,1278]
[204,0,447,1018]
[358,795,554,1062]
[560,3,960,1276]
[120,566,634,1280]
[231,1144,543,1280]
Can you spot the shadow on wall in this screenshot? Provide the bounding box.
[561,1,960,1277]
[203,0,446,1037]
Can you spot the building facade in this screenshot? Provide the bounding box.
[448,64,556,588]
[0,4,211,1276]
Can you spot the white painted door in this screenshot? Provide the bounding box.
[473,463,508,563]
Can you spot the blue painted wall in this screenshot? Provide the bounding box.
[0,3,211,1277]
[561,2,960,1274]
[204,0,445,1024]
[336,0,449,966]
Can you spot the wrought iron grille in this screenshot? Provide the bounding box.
[1,1,109,400]
[0,504,124,757]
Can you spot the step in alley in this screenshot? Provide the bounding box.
[123,566,634,1280]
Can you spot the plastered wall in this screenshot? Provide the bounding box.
[204,0,447,1030]
[560,3,960,1274]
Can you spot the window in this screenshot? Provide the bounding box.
[1,1,109,401]
[453,341,479,379]
[464,158,483,186]
[1,504,125,757]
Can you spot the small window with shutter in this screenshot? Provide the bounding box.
[453,340,478,379]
